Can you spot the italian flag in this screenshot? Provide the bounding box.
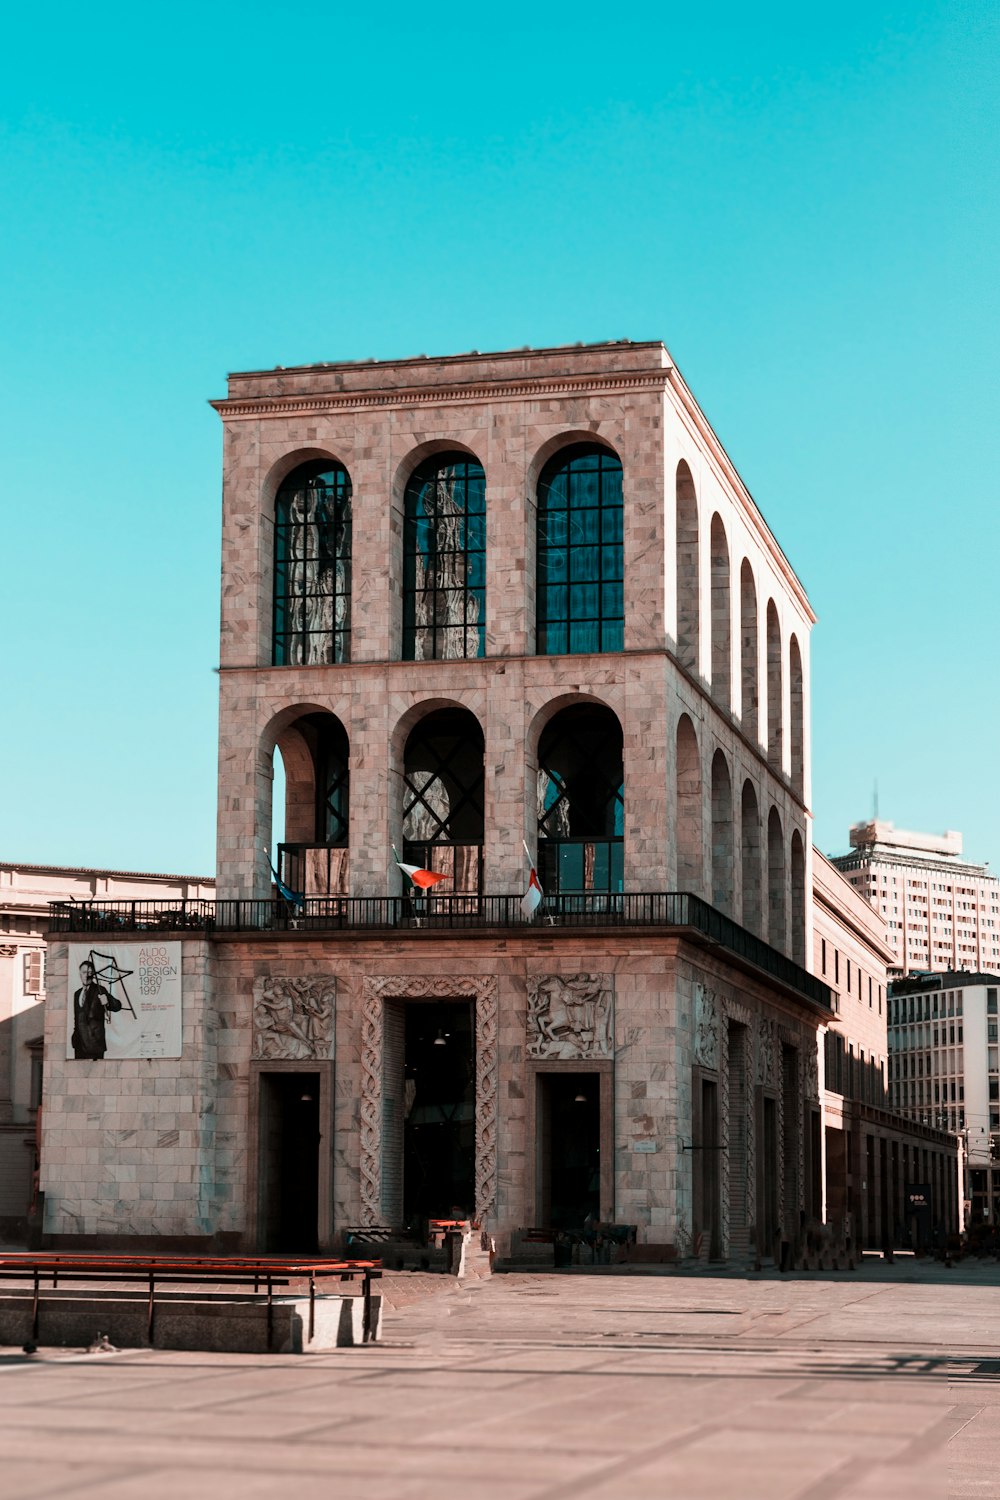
[392,846,449,891]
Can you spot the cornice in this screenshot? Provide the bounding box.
[209,368,671,421]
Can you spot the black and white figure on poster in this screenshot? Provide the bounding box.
[71,956,128,1060]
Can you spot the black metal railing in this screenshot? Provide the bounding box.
[47,892,832,1010]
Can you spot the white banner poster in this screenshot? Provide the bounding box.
[67,943,182,1060]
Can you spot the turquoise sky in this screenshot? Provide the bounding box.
[2,1,997,874]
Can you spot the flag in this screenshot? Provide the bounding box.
[392,845,449,891]
[521,844,543,918]
[269,860,304,909]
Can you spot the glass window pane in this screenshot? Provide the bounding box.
[536,444,623,657]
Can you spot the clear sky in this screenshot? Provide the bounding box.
[2,1,997,876]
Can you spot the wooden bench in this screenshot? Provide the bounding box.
[0,1253,382,1350]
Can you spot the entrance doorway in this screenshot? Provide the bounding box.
[257,1071,320,1252]
[536,1072,601,1228]
[399,1001,475,1221]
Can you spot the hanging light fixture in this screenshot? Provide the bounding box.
[300,1091,314,1102]
[433,1029,447,1047]
[574,1091,587,1103]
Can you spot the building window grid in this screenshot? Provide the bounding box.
[273,461,353,666]
[536,445,624,656]
[403,455,486,662]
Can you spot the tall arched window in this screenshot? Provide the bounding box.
[537,704,624,893]
[740,561,759,741]
[402,708,485,894]
[273,461,352,665]
[537,445,623,655]
[710,515,731,710]
[403,454,485,661]
[675,462,699,670]
[741,780,762,936]
[711,750,734,916]
[767,806,786,951]
[675,714,703,894]
[273,711,350,896]
[789,635,804,796]
[766,601,782,770]
[790,831,806,964]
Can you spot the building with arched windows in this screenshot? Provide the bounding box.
[40,342,835,1263]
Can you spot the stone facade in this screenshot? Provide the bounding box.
[39,341,831,1261]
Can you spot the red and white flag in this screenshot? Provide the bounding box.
[521,843,543,917]
[392,846,449,891]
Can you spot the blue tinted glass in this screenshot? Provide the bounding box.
[540,623,567,654]
[570,620,600,653]
[602,545,623,580]
[571,546,600,582]
[570,468,600,508]
[601,506,623,543]
[543,511,568,547]
[545,585,567,621]
[569,508,600,544]
[558,844,584,890]
[601,620,624,652]
[541,470,568,509]
[540,548,567,583]
[602,582,623,618]
[570,583,599,619]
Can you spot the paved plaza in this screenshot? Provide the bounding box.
[1,1259,998,1499]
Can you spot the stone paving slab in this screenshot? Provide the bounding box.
[0,1260,998,1497]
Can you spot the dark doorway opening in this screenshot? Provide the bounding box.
[403,1002,475,1221]
[258,1071,320,1252]
[537,1073,601,1229]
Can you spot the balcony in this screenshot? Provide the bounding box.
[47,891,833,1013]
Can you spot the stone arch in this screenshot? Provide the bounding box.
[767,601,782,771]
[710,515,732,711]
[767,806,786,952]
[790,829,806,965]
[399,705,486,895]
[675,714,703,894]
[526,430,622,495]
[789,634,804,797]
[391,438,485,510]
[536,702,624,895]
[740,560,759,741]
[740,780,762,936]
[260,705,351,898]
[675,461,699,671]
[260,446,351,510]
[711,750,734,916]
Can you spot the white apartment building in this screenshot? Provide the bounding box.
[831,822,1000,977]
[888,970,1000,1226]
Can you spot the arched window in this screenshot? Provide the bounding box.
[274,461,352,665]
[403,708,485,894]
[711,751,734,916]
[537,445,623,655]
[273,711,350,896]
[537,704,623,893]
[740,561,759,741]
[766,601,782,770]
[675,715,703,894]
[403,454,485,661]
[710,515,731,710]
[741,781,762,936]
[791,831,806,964]
[675,462,699,670]
[789,635,804,796]
[767,807,786,951]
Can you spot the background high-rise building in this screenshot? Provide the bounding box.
[831,822,1000,977]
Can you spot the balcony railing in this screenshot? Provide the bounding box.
[47,891,833,1011]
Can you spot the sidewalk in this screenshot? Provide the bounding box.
[0,1259,997,1498]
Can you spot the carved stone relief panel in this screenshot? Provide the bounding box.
[252,977,335,1061]
[757,1017,777,1088]
[694,985,719,1071]
[526,974,614,1059]
[359,975,499,1227]
[803,1040,820,1102]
